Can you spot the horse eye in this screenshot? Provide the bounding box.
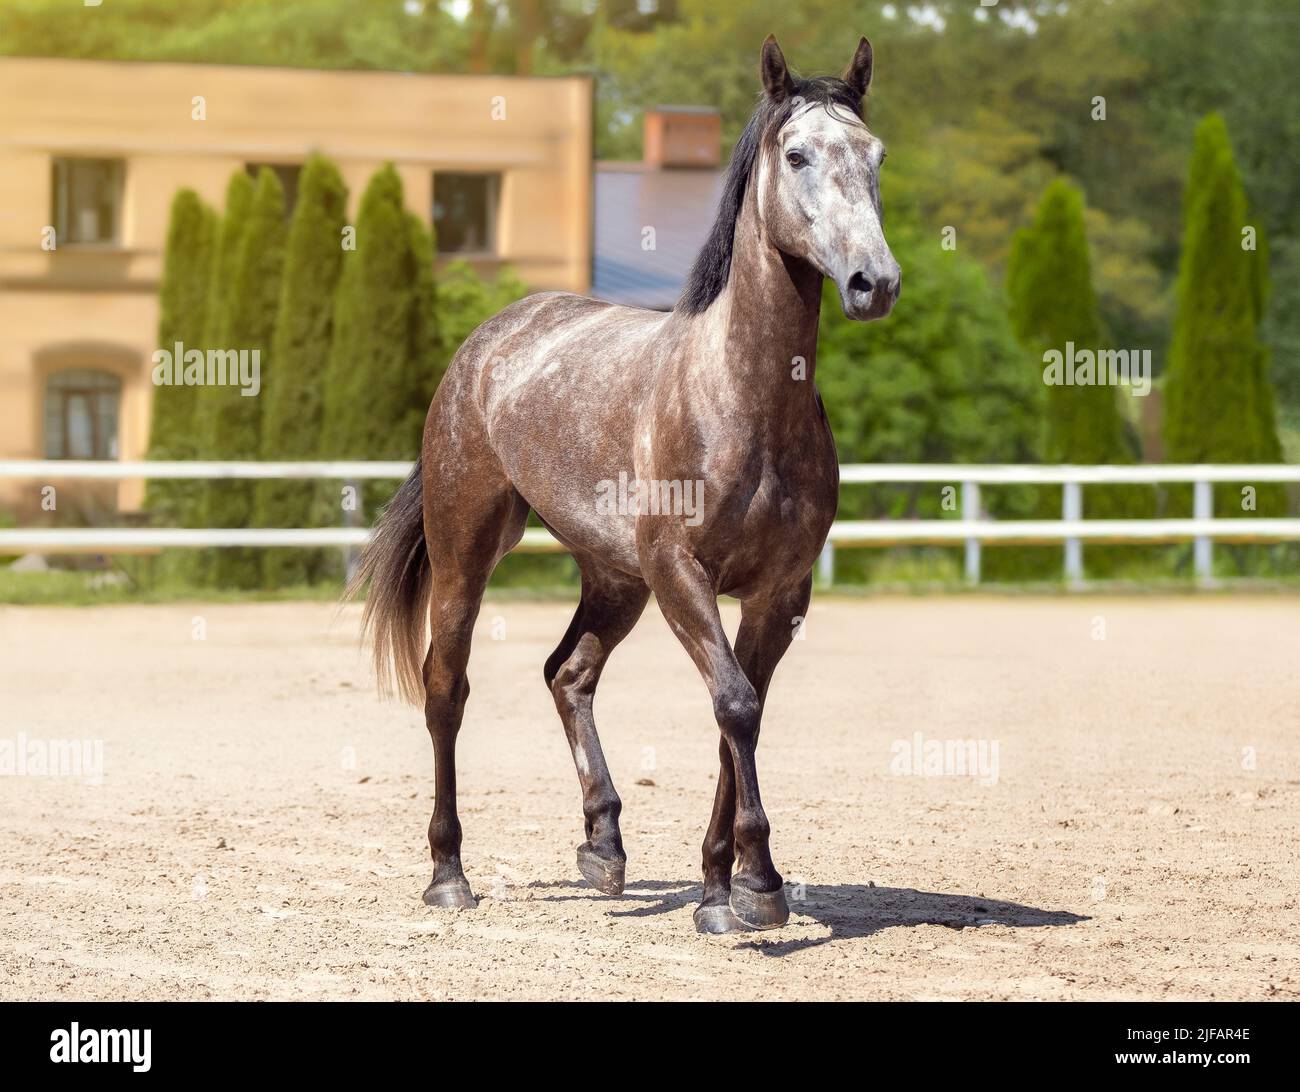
[786,150,806,169]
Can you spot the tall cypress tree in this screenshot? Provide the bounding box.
[145,189,215,521]
[404,209,440,451]
[1164,114,1283,519]
[187,170,255,567]
[200,172,256,374]
[177,173,252,584]
[201,168,287,588]
[254,156,349,588]
[320,166,439,515]
[1007,180,1137,464]
[1006,179,1152,575]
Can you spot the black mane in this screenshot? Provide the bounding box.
[676,75,863,315]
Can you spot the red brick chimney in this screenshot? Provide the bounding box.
[643,106,721,169]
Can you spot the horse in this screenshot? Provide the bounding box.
[351,34,900,933]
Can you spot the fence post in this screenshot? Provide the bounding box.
[961,480,981,585]
[818,541,835,588]
[1193,479,1213,585]
[1063,480,1083,587]
[343,477,360,583]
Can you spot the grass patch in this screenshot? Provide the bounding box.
[0,568,343,607]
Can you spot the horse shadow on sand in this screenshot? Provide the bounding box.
[531,878,1088,956]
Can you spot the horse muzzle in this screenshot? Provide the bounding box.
[838,264,901,321]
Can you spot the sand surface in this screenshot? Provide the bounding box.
[1,595,1297,1000]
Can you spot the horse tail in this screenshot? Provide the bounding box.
[345,458,430,705]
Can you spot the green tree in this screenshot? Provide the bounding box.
[144,188,215,521]
[253,155,349,588]
[1005,178,1153,575]
[820,225,1041,468]
[0,0,474,73]
[200,171,255,357]
[320,166,439,515]
[200,167,287,587]
[434,258,529,354]
[406,211,440,416]
[1008,180,1129,462]
[817,224,1043,582]
[183,171,253,583]
[174,172,252,584]
[1163,113,1285,539]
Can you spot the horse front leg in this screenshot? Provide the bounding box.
[544,563,650,895]
[644,551,791,930]
[694,575,811,932]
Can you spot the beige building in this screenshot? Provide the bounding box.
[0,57,593,513]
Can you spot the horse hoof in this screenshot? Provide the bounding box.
[422,878,476,909]
[729,882,789,929]
[693,903,749,934]
[576,843,625,896]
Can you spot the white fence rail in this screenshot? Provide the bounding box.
[3,460,1299,586]
[0,460,414,481]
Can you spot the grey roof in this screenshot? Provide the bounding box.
[592,164,723,310]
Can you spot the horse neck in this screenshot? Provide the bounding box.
[689,188,824,431]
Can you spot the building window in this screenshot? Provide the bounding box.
[245,163,301,217]
[44,369,121,460]
[433,172,500,254]
[51,158,124,245]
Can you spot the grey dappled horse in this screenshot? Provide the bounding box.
[352,35,899,933]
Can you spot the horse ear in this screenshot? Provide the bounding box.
[842,36,873,99]
[760,34,795,101]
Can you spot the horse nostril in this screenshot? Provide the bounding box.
[888,274,901,300]
[848,271,874,296]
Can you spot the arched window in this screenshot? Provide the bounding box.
[44,369,121,460]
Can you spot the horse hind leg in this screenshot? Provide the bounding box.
[544,561,649,896]
[420,469,529,908]
[419,577,485,908]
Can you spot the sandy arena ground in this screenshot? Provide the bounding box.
[1,595,1298,1001]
